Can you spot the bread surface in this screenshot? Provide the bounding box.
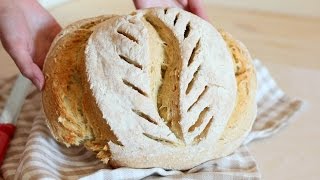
[42,8,257,170]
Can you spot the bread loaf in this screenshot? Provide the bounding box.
[42,8,257,170]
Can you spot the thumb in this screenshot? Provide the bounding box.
[188,0,209,20]
[11,49,44,90]
[132,0,144,9]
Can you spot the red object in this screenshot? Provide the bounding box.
[0,124,16,166]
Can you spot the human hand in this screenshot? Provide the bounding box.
[133,0,208,20]
[0,0,61,90]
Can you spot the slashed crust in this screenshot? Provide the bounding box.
[85,8,237,170]
[211,30,257,158]
[42,15,117,146]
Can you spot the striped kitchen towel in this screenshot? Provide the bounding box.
[0,60,302,180]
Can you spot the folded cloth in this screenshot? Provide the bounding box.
[0,60,303,180]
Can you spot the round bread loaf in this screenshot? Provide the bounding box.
[42,8,256,170]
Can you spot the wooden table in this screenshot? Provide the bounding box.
[0,0,319,179]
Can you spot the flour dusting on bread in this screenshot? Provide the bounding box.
[43,8,257,170]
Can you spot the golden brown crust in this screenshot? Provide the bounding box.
[213,30,257,157]
[42,29,93,146]
[82,67,122,161]
[42,16,116,146]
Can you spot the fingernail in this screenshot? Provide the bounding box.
[35,77,43,91]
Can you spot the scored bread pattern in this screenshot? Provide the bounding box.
[118,54,142,70]
[84,8,237,169]
[155,9,206,143]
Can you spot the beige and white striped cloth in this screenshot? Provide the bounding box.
[0,60,302,180]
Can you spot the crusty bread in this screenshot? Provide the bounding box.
[43,8,257,170]
[42,15,118,146]
[211,30,257,158]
